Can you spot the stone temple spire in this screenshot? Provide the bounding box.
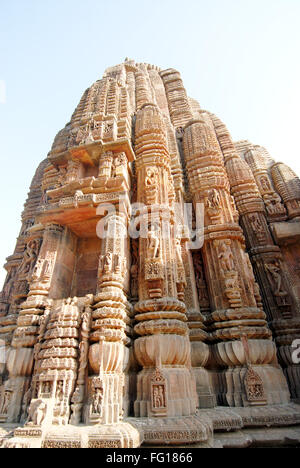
[0,59,300,448]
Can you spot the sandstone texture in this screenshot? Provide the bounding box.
[0,59,300,448]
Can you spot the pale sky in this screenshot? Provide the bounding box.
[0,0,300,288]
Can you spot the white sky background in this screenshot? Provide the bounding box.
[0,0,299,288]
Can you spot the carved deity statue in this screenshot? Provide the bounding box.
[206,189,221,209]
[21,388,32,421]
[81,310,91,335]
[147,226,160,259]
[0,390,12,414]
[175,238,183,265]
[43,382,51,394]
[56,381,64,401]
[153,386,165,408]
[218,242,234,273]
[103,252,113,271]
[260,176,272,193]
[225,272,239,290]
[145,168,157,187]
[250,214,264,233]
[265,262,287,297]
[58,166,67,186]
[264,193,285,215]
[70,386,84,425]
[2,267,16,299]
[92,386,103,415]
[27,400,47,426]
[19,240,40,277]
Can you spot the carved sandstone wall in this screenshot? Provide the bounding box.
[0,59,300,447]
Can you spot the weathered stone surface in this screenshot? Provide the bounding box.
[1,59,300,448]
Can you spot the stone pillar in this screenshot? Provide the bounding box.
[269,162,300,398]
[27,297,84,428]
[209,114,291,405]
[244,148,287,222]
[133,103,197,418]
[182,116,289,407]
[86,212,131,425]
[160,69,193,129]
[191,252,216,408]
[2,224,64,423]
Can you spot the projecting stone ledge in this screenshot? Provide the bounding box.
[271,221,300,245]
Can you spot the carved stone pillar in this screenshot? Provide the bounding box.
[183,116,290,406]
[191,252,216,408]
[86,212,131,425]
[70,298,93,424]
[210,114,292,404]
[244,148,287,222]
[133,103,197,418]
[160,69,193,129]
[26,297,84,428]
[2,224,64,423]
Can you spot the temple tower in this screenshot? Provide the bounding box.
[0,59,300,448]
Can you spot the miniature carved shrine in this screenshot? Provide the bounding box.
[0,59,300,448]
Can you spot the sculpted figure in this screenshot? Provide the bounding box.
[115,153,127,168]
[206,189,221,209]
[260,176,272,192]
[71,296,78,306]
[193,254,205,282]
[264,193,284,215]
[111,158,117,178]
[194,262,209,301]
[153,386,165,408]
[145,168,157,187]
[92,387,103,415]
[27,400,47,426]
[58,166,67,185]
[218,242,234,272]
[0,390,11,414]
[43,382,51,394]
[250,214,264,233]
[74,190,83,207]
[265,261,287,296]
[148,226,160,259]
[2,267,16,299]
[175,239,183,265]
[21,388,32,421]
[56,381,64,401]
[32,258,44,281]
[19,240,39,276]
[103,252,113,271]
[225,272,239,290]
[70,387,84,425]
[81,310,91,335]
[158,386,165,407]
